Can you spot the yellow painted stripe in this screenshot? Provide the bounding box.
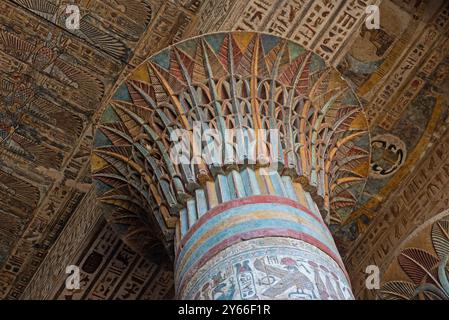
[263,174,276,195]
[293,182,309,209]
[205,181,218,209]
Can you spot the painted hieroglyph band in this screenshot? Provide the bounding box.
[181,237,354,300]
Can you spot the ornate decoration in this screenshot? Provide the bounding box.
[334,0,449,250]
[370,134,406,178]
[380,215,449,300]
[0,29,105,106]
[92,32,370,258]
[182,237,353,300]
[13,0,153,61]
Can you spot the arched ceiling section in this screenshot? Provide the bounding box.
[334,0,449,255]
[380,210,449,300]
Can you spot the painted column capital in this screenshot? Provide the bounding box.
[92,32,370,299]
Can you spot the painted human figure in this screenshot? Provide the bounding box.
[308,261,330,300]
[254,257,317,299]
[212,280,236,300]
[321,265,338,300]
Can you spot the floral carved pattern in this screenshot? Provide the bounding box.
[380,215,449,300]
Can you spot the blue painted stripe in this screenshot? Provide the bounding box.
[241,168,261,196]
[282,176,299,201]
[187,199,197,228]
[176,209,337,274]
[304,191,321,219]
[231,170,246,198]
[195,189,208,217]
[180,208,188,237]
[216,174,231,202]
[269,172,287,196]
[226,172,237,199]
[178,214,335,269]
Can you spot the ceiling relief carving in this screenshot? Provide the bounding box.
[0,0,206,299]
[0,170,40,267]
[21,185,174,300]
[333,0,449,252]
[12,0,153,61]
[380,212,449,300]
[370,134,406,178]
[349,128,449,299]
[0,0,447,300]
[53,219,174,300]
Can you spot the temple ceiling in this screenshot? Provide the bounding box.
[380,209,449,300]
[0,0,448,299]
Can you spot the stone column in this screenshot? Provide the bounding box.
[92,32,370,300]
[175,169,353,300]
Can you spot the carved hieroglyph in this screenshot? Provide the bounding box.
[0,0,205,299]
[335,0,449,251]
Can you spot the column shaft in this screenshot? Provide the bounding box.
[175,170,353,300]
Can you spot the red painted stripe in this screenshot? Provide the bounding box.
[177,229,350,294]
[181,194,325,246]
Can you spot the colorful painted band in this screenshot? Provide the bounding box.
[177,203,335,264]
[180,237,354,300]
[180,194,324,247]
[176,209,338,280]
[175,195,347,294]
